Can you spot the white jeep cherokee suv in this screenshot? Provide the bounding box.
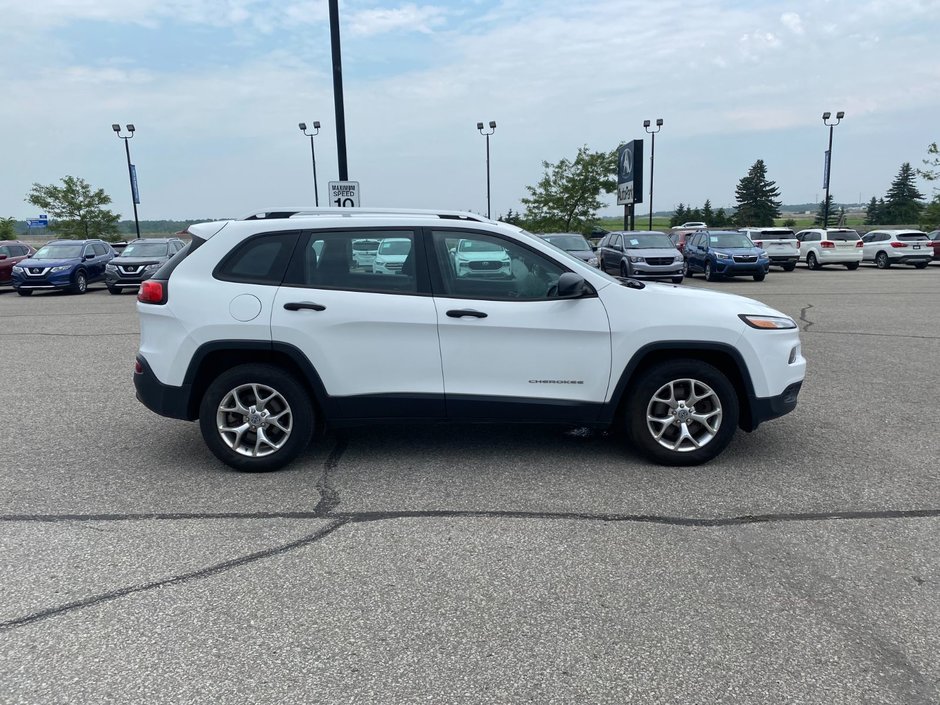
[134,208,805,472]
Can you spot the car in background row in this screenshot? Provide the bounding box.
[675,221,707,229]
[684,230,770,281]
[373,237,412,274]
[453,237,511,278]
[861,230,932,269]
[796,228,862,270]
[538,233,598,267]
[739,227,799,271]
[352,238,381,269]
[11,239,115,295]
[667,227,708,255]
[0,241,37,286]
[105,238,185,294]
[928,230,940,261]
[597,231,684,283]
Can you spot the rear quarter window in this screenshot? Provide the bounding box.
[214,231,300,285]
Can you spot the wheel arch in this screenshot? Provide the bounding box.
[182,341,333,422]
[605,342,757,431]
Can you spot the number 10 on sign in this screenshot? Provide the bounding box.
[328,181,360,207]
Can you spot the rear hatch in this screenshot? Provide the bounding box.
[827,229,860,249]
[750,229,797,253]
[896,232,929,252]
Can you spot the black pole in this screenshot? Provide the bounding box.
[485,133,491,219]
[309,134,319,207]
[123,138,141,239]
[623,204,628,231]
[329,0,348,181]
[649,131,655,231]
[824,123,834,227]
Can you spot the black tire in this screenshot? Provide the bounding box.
[107,285,123,295]
[620,262,629,278]
[783,263,796,272]
[845,262,859,270]
[875,252,890,269]
[753,273,766,282]
[806,252,820,270]
[684,260,693,277]
[198,364,314,473]
[914,262,928,269]
[672,276,684,284]
[705,261,719,282]
[625,359,739,466]
[16,289,32,296]
[70,270,88,294]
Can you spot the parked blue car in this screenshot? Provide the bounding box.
[683,230,770,282]
[11,239,115,296]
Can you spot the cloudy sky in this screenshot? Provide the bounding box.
[1,0,938,222]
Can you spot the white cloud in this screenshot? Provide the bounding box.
[780,12,804,35]
[348,4,448,37]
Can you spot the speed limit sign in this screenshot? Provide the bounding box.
[328,181,360,207]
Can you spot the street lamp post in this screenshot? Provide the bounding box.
[477,121,496,218]
[643,118,663,231]
[299,121,321,206]
[111,123,141,239]
[821,111,845,227]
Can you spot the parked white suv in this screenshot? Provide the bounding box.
[860,230,932,269]
[739,228,799,271]
[134,208,805,472]
[796,228,863,269]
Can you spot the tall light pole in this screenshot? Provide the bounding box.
[111,123,141,239]
[643,118,663,231]
[822,111,844,227]
[477,120,496,218]
[299,121,321,206]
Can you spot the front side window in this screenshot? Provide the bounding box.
[285,230,417,294]
[93,243,109,256]
[432,230,567,300]
[214,231,299,285]
[611,234,623,250]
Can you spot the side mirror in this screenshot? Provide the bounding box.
[0,254,7,260]
[591,245,597,252]
[84,254,95,260]
[556,272,586,298]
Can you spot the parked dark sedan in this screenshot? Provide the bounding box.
[538,233,598,267]
[0,241,37,286]
[105,238,185,294]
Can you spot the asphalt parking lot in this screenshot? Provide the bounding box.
[1,264,938,705]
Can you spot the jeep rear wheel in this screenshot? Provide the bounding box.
[625,360,739,466]
[198,364,314,472]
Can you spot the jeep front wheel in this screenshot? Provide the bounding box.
[626,360,739,465]
[198,364,314,472]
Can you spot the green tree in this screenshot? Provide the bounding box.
[520,146,617,233]
[917,142,939,192]
[499,208,523,226]
[733,159,782,226]
[688,206,703,222]
[0,217,16,240]
[921,196,940,229]
[712,208,729,228]
[701,200,714,225]
[782,217,797,228]
[25,176,121,241]
[670,203,687,227]
[813,196,840,226]
[864,197,881,225]
[882,162,925,224]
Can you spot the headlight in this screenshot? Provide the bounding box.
[143,263,161,272]
[758,250,769,258]
[106,264,118,271]
[50,265,72,273]
[587,257,598,267]
[12,265,24,273]
[738,314,797,330]
[629,256,644,263]
[714,252,729,260]
[674,255,683,263]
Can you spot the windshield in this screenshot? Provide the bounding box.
[709,233,755,248]
[33,244,83,259]
[827,230,860,241]
[542,235,590,251]
[623,233,674,249]
[378,239,411,255]
[121,242,169,258]
[458,240,503,253]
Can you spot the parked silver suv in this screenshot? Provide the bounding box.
[596,231,684,283]
[860,230,932,269]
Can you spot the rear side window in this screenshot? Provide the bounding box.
[827,230,860,241]
[215,232,299,285]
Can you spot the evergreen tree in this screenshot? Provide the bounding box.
[0,217,16,240]
[882,162,925,224]
[864,197,881,225]
[712,208,729,228]
[733,159,782,226]
[670,203,687,227]
[813,196,839,227]
[688,207,703,222]
[702,200,714,225]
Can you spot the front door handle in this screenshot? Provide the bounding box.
[446,309,487,319]
[284,301,326,312]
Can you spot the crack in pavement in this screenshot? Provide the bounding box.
[799,303,814,331]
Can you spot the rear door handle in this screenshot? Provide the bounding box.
[284,301,326,312]
[446,309,487,319]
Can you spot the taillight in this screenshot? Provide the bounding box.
[855,241,863,248]
[821,241,835,248]
[134,359,143,374]
[138,279,166,304]
[890,241,908,248]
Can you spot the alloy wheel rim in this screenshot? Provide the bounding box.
[216,383,293,457]
[646,378,722,452]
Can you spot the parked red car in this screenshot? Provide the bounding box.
[927,230,940,261]
[0,241,37,286]
[668,227,707,255]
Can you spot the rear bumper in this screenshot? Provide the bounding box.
[134,355,193,420]
[745,382,802,431]
[889,254,932,264]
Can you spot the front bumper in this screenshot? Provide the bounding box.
[12,271,74,290]
[745,381,802,431]
[134,355,193,421]
[105,270,153,286]
[712,258,770,275]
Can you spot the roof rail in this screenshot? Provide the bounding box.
[239,207,495,223]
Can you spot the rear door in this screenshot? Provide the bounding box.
[426,228,611,421]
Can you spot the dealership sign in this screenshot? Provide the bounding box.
[617,140,644,205]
